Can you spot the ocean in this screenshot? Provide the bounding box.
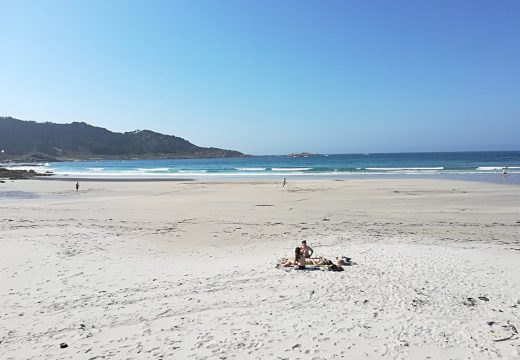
[3,151,520,183]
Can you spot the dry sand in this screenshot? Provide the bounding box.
[1,178,519,359]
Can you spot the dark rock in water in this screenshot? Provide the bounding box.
[287,152,322,158]
[60,342,68,349]
[0,167,52,180]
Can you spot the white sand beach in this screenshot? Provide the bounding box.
[1,178,519,359]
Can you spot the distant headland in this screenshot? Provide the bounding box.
[0,117,245,162]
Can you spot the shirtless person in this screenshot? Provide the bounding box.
[300,240,314,258]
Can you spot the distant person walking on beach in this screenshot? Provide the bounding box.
[301,240,314,258]
[75,182,79,192]
[502,167,508,176]
[282,178,287,187]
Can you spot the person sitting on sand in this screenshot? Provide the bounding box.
[300,240,314,258]
[294,247,306,270]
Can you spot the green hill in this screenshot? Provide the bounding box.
[0,117,244,160]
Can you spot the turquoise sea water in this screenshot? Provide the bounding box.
[3,151,520,183]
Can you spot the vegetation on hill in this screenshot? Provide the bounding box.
[0,117,244,160]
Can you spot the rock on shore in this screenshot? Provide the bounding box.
[0,168,52,180]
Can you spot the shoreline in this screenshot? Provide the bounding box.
[34,176,195,182]
[25,172,520,185]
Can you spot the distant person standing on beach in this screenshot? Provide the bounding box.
[283,178,287,187]
[76,182,79,192]
[502,166,508,175]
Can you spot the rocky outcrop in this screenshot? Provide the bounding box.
[0,168,52,180]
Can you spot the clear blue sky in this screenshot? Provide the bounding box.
[1,0,519,154]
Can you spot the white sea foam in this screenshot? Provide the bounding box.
[51,171,175,177]
[477,166,504,171]
[136,167,170,172]
[3,165,51,172]
[87,167,105,171]
[476,166,511,171]
[366,167,444,171]
[235,167,267,171]
[271,167,312,171]
[48,168,520,179]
